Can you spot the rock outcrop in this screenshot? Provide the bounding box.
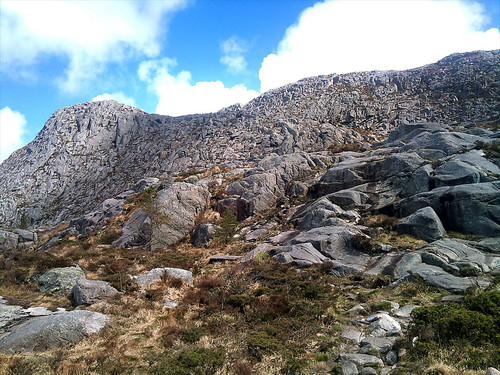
[0,310,108,353]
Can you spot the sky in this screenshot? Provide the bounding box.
[0,0,499,162]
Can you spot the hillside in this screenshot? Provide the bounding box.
[0,50,499,375]
[0,50,499,228]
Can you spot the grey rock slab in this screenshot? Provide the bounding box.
[359,368,377,375]
[326,189,371,210]
[396,181,500,237]
[112,209,151,248]
[433,160,485,187]
[135,267,193,287]
[338,353,384,367]
[407,263,478,294]
[245,223,275,241]
[72,279,119,305]
[387,122,449,143]
[393,305,418,319]
[268,230,300,245]
[291,225,371,272]
[162,299,179,309]
[365,253,403,276]
[338,360,358,375]
[272,242,328,267]
[393,253,422,279]
[340,328,365,343]
[360,337,396,354]
[38,266,85,294]
[240,243,277,263]
[0,310,108,353]
[396,206,446,242]
[0,230,18,251]
[400,131,484,155]
[191,223,218,247]
[133,178,160,193]
[14,229,38,243]
[386,350,398,365]
[367,313,401,332]
[151,182,210,249]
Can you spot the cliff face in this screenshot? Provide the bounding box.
[1,50,499,227]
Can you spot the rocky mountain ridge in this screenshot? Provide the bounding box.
[1,50,499,228]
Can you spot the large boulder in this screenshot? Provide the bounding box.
[290,225,371,273]
[38,266,86,294]
[395,181,500,236]
[72,279,119,306]
[396,207,446,242]
[150,182,210,249]
[0,310,108,353]
[0,230,18,251]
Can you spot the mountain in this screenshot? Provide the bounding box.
[1,50,499,228]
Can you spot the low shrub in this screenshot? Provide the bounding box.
[180,327,208,343]
[148,347,225,375]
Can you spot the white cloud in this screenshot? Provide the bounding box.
[0,0,186,93]
[0,107,27,163]
[220,36,248,74]
[139,58,259,116]
[92,92,137,107]
[259,0,500,92]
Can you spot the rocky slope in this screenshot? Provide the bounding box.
[1,50,499,228]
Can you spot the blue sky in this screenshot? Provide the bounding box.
[1,0,499,162]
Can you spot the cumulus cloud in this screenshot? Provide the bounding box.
[259,0,500,92]
[139,58,259,116]
[92,92,137,107]
[0,107,27,163]
[0,0,186,93]
[220,36,248,74]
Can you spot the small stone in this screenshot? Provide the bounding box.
[162,299,179,309]
[486,368,500,375]
[386,350,398,365]
[393,305,418,319]
[341,328,364,343]
[135,267,193,287]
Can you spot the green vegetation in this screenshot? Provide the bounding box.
[148,347,226,375]
[213,210,240,244]
[476,139,500,159]
[408,289,500,370]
